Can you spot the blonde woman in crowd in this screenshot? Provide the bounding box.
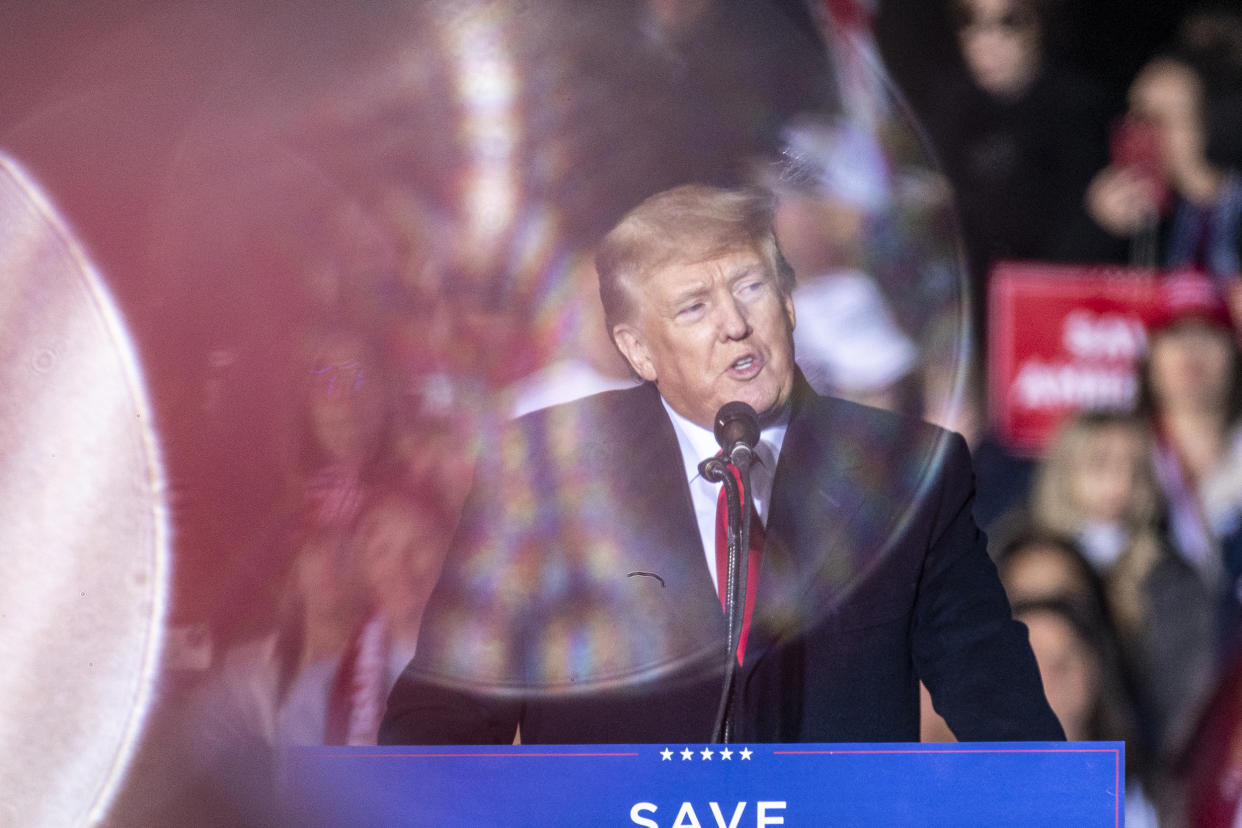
[1026,409,1215,763]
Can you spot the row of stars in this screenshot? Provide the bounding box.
[660,746,754,761]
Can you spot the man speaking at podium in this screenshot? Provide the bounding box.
[380,185,1063,745]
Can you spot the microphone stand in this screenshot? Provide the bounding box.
[698,445,755,744]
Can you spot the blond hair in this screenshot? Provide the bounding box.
[1029,410,1164,636]
[594,184,795,342]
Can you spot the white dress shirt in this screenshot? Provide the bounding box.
[660,399,789,591]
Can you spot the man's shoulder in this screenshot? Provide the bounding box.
[798,389,956,447]
[510,382,661,432]
[790,388,972,484]
[499,383,669,471]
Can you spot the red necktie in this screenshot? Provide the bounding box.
[714,466,764,665]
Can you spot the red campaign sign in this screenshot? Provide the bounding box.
[988,262,1161,456]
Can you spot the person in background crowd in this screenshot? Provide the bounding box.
[770,117,892,282]
[1018,602,1124,747]
[1084,8,1242,279]
[923,0,1111,353]
[391,397,484,521]
[791,270,920,413]
[297,327,406,532]
[1179,640,1242,826]
[765,116,922,416]
[174,523,363,828]
[156,526,364,822]
[325,493,453,746]
[993,531,1112,611]
[1139,273,1242,658]
[180,491,454,813]
[1023,411,1214,762]
[193,528,365,751]
[1011,598,1158,825]
[926,532,1156,819]
[989,534,1166,821]
[188,321,454,743]
[506,252,639,418]
[184,323,407,671]
[924,0,1116,532]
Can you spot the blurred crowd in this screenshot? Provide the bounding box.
[910,1,1242,824]
[63,0,1242,825]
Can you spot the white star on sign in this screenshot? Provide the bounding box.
[740,747,753,760]
[719,747,733,760]
[660,748,673,761]
[700,747,713,760]
[680,748,694,760]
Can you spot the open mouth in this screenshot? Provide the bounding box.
[728,353,762,377]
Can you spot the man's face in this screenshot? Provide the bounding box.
[612,246,797,429]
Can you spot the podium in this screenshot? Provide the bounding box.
[281,742,1122,826]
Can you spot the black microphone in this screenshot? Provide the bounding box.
[704,400,760,744]
[713,401,760,471]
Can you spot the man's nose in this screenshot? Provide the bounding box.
[715,295,751,340]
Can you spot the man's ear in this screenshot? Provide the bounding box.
[783,289,796,333]
[612,324,657,382]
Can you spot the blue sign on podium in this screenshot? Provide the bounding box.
[281,742,1122,826]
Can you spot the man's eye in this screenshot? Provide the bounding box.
[677,302,706,318]
[739,281,764,295]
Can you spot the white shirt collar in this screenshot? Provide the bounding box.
[660,398,790,518]
[660,398,790,588]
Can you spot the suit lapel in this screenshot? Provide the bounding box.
[593,384,727,670]
[742,378,868,670]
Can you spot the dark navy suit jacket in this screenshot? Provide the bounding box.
[380,375,1063,744]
